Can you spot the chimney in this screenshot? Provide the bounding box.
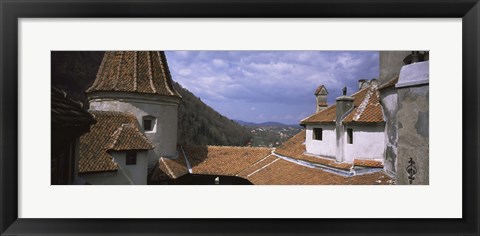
[314,85,328,113]
[336,86,354,125]
[335,86,354,163]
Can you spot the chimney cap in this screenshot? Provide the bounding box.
[314,85,328,95]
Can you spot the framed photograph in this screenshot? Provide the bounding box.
[1,0,479,235]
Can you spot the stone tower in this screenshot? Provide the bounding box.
[86,51,182,167]
[314,85,328,112]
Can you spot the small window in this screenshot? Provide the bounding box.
[142,116,156,132]
[313,128,323,141]
[126,152,137,165]
[347,128,353,144]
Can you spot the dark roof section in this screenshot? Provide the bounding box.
[51,87,96,127]
[79,111,149,173]
[105,124,154,151]
[86,51,181,98]
[301,80,384,125]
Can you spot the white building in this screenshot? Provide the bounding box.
[301,80,385,164]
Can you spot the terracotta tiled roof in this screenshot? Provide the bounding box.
[342,82,384,124]
[315,85,328,95]
[245,158,393,185]
[236,154,279,178]
[105,124,154,151]
[79,111,150,173]
[150,133,393,185]
[301,81,384,125]
[353,159,384,168]
[148,155,189,181]
[183,145,273,176]
[86,51,181,98]
[301,105,337,124]
[51,87,96,127]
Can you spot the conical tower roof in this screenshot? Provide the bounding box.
[87,51,181,98]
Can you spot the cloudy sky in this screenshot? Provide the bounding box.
[165,51,379,125]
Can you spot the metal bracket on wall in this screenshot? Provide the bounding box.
[406,157,417,184]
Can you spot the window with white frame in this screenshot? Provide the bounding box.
[142,116,156,132]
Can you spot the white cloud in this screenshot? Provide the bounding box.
[165,51,379,123]
[212,59,228,68]
[178,69,191,76]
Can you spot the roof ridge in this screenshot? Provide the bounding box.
[105,124,124,150]
[351,84,376,121]
[160,157,176,178]
[236,153,275,176]
[112,51,124,90]
[147,52,157,93]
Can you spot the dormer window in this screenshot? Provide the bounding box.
[142,116,156,132]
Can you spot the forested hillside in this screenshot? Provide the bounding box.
[51,51,252,146]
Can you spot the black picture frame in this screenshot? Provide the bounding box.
[1,0,479,235]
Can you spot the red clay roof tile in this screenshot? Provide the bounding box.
[105,124,154,151]
[79,111,150,173]
[183,145,272,176]
[87,51,181,98]
[301,81,384,125]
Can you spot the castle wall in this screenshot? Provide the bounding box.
[395,61,429,185]
[380,88,398,175]
[379,51,411,83]
[378,51,410,176]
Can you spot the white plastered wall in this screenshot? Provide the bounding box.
[344,124,385,162]
[305,124,336,158]
[80,151,148,185]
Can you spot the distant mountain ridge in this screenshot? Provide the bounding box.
[233,119,302,128]
[51,51,252,147]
